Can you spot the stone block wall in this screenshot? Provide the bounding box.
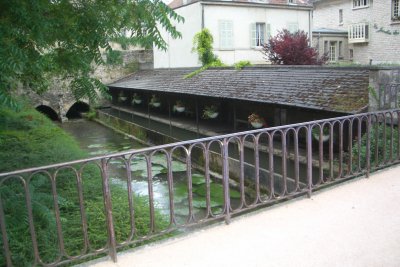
[23,49,153,121]
[369,67,400,111]
[313,0,400,64]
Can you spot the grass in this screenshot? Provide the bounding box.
[0,105,169,266]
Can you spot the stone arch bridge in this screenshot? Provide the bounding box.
[21,49,153,121]
[28,89,90,122]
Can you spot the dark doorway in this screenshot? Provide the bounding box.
[36,105,59,121]
[66,102,90,119]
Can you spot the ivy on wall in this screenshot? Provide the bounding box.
[373,23,400,35]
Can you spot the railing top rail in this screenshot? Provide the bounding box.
[1,108,399,178]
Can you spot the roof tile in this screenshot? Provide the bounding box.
[109,67,369,114]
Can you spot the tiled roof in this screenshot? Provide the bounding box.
[313,28,348,34]
[168,0,312,9]
[109,67,370,114]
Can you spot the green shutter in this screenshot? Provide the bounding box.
[266,23,271,40]
[250,23,256,47]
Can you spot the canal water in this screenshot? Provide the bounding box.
[60,119,235,220]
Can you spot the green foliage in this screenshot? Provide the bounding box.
[352,124,399,169]
[368,85,379,102]
[0,0,184,108]
[106,50,123,66]
[86,109,97,120]
[186,29,227,78]
[0,106,168,266]
[124,61,140,74]
[234,60,252,70]
[184,59,225,79]
[192,28,218,66]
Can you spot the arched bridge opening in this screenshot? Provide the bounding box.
[66,102,90,119]
[36,105,59,121]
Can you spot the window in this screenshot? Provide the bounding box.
[251,23,265,47]
[338,41,343,59]
[324,41,329,55]
[353,0,369,8]
[348,23,369,43]
[287,23,299,33]
[288,0,294,3]
[393,0,400,20]
[329,42,337,62]
[219,20,234,49]
[349,49,354,60]
[339,9,343,24]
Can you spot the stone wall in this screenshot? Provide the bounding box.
[24,49,153,121]
[369,67,400,111]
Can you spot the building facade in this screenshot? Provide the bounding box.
[154,0,313,68]
[313,0,400,64]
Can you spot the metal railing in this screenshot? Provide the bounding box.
[1,109,399,266]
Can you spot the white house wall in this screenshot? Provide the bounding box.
[154,2,312,68]
[153,3,203,69]
[204,4,312,65]
[313,0,400,64]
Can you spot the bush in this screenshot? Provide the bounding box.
[262,29,327,65]
[192,28,218,66]
[106,50,123,66]
[352,124,399,169]
[234,60,252,70]
[0,106,168,266]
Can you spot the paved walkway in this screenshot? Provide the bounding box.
[82,165,400,267]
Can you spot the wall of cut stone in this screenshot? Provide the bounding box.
[23,49,153,122]
[313,0,400,64]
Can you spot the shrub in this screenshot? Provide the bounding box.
[234,60,252,70]
[262,29,327,65]
[106,50,123,66]
[192,28,218,66]
[0,106,168,266]
[352,124,399,169]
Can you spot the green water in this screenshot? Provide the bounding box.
[60,120,238,220]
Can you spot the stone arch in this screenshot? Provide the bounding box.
[36,105,59,121]
[66,101,90,119]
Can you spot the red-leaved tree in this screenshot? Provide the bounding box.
[262,29,327,65]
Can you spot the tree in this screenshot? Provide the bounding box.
[0,0,184,109]
[262,29,326,65]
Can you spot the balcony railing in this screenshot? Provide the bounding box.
[348,23,369,43]
[0,109,399,266]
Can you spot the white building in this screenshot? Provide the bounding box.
[313,0,400,64]
[154,0,313,68]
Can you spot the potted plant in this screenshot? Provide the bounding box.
[118,92,127,102]
[202,105,219,119]
[312,126,330,142]
[248,113,265,128]
[149,94,161,107]
[132,93,142,105]
[174,100,185,112]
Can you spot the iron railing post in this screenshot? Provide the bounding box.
[101,158,117,262]
[366,115,371,178]
[307,125,313,197]
[0,197,12,266]
[222,139,231,224]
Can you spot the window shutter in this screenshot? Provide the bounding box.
[287,23,298,33]
[227,21,233,48]
[250,23,256,47]
[219,20,224,48]
[220,20,234,49]
[266,23,271,40]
